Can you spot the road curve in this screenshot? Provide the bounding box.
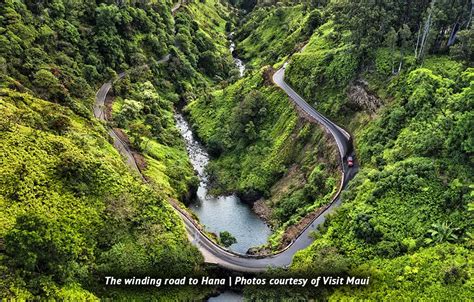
[273,67,352,161]
[92,20,356,270]
[172,0,183,14]
[172,66,359,271]
[93,63,357,272]
[93,72,145,180]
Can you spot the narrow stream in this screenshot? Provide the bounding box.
[229,32,245,77]
[174,114,271,254]
[174,34,256,302]
[173,34,270,255]
[208,291,243,302]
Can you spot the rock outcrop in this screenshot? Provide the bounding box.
[347,80,382,113]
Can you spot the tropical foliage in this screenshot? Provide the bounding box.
[231,0,473,300]
[1,0,472,299]
[0,88,202,299]
[0,0,234,299]
[186,70,340,242]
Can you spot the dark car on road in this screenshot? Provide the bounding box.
[347,156,354,167]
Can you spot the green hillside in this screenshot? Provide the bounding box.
[0,0,230,299]
[186,69,340,249]
[1,0,472,300]
[0,86,203,299]
[232,0,473,300]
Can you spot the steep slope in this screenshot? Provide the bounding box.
[0,0,210,299]
[232,1,473,299]
[161,0,237,94]
[289,53,473,299]
[105,0,238,204]
[234,4,309,67]
[0,86,203,299]
[186,66,341,250]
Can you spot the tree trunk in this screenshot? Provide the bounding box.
[415,22,422,57]
[467,0,473,29]
[418,0,437,60]
[397,56,403,74]
[447,22,460,46]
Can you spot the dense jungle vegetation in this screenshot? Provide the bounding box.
[230,0,473,300]
[0,0,472,300]
[0,0,234,299]
[108,0,237,203]
[186,69,340,248]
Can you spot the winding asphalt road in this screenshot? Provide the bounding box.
[94,62,357,272]
[92,1,357,272]
[173,67,358,272]
[172,0,182,14]
[273,68,352,160]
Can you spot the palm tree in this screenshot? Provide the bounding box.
[425,222,459,244]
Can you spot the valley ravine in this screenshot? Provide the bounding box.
[174,113,272,254]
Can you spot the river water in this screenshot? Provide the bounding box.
[173,33,270,254]
[174,114,271,254]
[208,291,243,302]
[229,32,245,77]
[175,31,255,302]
